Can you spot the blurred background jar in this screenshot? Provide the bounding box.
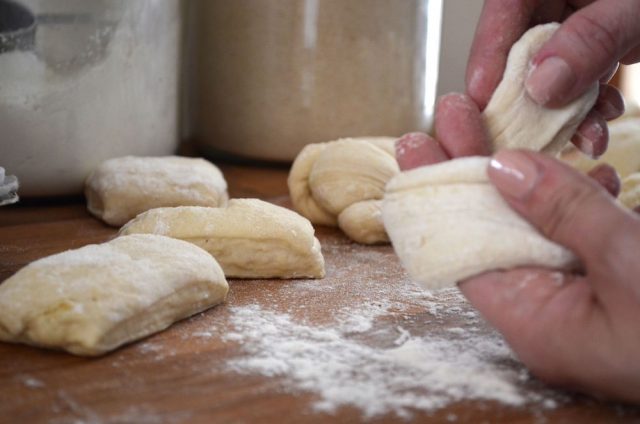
[186,0,443,162]
[0,0,182,196]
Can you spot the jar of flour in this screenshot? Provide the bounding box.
[0,0,182,196]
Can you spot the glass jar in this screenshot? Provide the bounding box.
[0,0,182,196]
[188,0,441,162]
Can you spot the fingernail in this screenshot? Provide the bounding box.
[573,132,597,159]
[525,57,576,106]
[489,151,541,199]
[598,99,624,121]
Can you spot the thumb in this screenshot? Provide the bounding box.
[525,0,640,107]
[487,150,640,298]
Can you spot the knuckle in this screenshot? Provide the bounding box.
[565,13,621,61]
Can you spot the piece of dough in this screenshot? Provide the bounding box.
[0,234,228,356]
[561,115,640,178]
[288,137,398,244]
[619,173,640,210]
[85,156,228,226]
[384,24,597,289]
[383,158,577,289]
[338,200,389,244]
[119,199,325,279]
[484,23,599,155]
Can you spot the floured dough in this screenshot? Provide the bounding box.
[0,234,228,356]
[384,24,597,289]
[338,200,389,244]
[484,23,599,155]
[288,137,398,243]
[85,156,228,226]
[119,199,325,279]
[619,173,640,210]
[383,158,577,289]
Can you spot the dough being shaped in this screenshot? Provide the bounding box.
[383,157,577,289]
[0,234,228,356]
[561,115,640,178]
[619,173,640,210]
[288,137,399,244]
[86,156,228,226]
[338,200,389,244]
[384,24,597,289]
[484,23,599,155]
[120,199,325,279]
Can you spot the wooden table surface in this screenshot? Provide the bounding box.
[1,163,639,424]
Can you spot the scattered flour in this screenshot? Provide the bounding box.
[21,375,45,389]
[223,292,561,419]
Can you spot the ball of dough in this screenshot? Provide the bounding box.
[85,156,228,226]
[484,23,599,155]
[119,199,325,279]
[288,137,399,244]
[0,234,229,356]
[383,157,577,289]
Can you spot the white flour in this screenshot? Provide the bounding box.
[223,288,562,419]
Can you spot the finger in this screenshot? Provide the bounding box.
[395,132,448,171]
[621,45,640,64]
[434,93,492,158]
[487,150,640,299]
[599,63,620,84]
[466,0,538,109]
[525,0,640,107]
[459,268,594,383]
[570,110,609,159]
[594,84,625,121]
[587,164,621,197]
[530,0,569,25]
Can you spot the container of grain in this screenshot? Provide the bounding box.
[0,0,182,196]
[188,0,441,162]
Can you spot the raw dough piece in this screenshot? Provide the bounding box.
[338,200,389,244]
[288,137,398,243]
[0,234,228,356]
[85,156,228,226]
[484,23,599,155]
[383,158,577,289]
[120,199,325,279]
[384,24,597,289]
[619,173,640,210]
[561,115,640,178]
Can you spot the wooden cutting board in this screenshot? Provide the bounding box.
[0,163,638,424]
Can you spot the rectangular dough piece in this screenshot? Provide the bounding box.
[119,199,326,279]
[0,234,229,356]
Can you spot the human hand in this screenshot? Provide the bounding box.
[396,93,640,403]
[466,0,640,157]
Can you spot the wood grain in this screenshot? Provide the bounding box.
[0,163,638,424]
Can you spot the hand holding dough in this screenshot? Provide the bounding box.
[288,137,398,244]
[0,234,228,356]
[120,199,325,279]
[383,24,597,289]
[86,156,228,226]
[484,23,598,155]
